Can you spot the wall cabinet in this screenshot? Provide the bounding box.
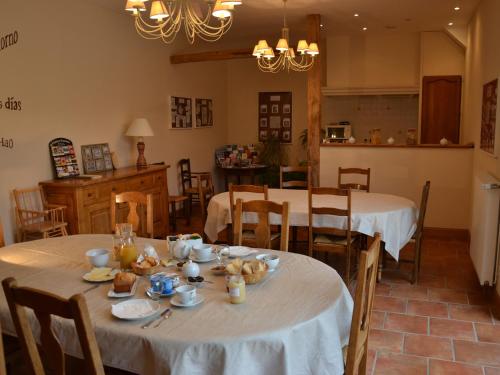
[39,165,170,238]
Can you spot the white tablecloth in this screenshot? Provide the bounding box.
[0,235,353,375]
[204,189,417,260]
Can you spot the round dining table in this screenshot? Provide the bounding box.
[205,189,418,260]
[0,235,354,375]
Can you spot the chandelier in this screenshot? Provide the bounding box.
[252,0,319,73]
[124,0,242,44]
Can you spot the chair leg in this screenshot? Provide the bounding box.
[412,238,421,284]
[171,202,177,232]
[186,196,192,225]
[292,227,298,251]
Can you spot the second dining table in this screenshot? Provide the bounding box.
[205,188,418,261]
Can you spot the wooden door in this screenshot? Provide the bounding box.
[421,75,462,144]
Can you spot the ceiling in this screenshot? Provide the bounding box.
[106,0,481,49]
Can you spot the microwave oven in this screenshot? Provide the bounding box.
[326,125,351,141]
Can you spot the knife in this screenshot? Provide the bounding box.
[141,308,170,329]
[153,309,172,328]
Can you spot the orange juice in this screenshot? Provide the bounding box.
[120,244,137,270]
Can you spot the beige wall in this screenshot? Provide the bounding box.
[320,147,473,229]
[226,59,307,165]
[326,33,421,89]
[462,0,500,294]
[0,0,228,244]
[420,31,465,77]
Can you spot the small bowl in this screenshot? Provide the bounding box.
[86,249,110,268]
[256,253,280,272]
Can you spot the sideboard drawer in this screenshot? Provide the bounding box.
[83,188,99,205]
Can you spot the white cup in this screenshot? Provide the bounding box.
[176,285,197,305]
[263,254,280,271]
[86,249,110,267]
[192,244,213,261]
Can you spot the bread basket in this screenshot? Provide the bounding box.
[131,262,160,276]
[242,266,268,284]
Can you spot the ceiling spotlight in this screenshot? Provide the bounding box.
[448,22,454,26]
[362,27,368,31]
[454,6,460,11]
[320,24,324,28]
[354,13,359,17]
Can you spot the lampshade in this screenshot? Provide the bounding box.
[150,0,169,20]
[276,38,289,52]
[221,0,242,5]
[126,118,154,137]
[252,45,262,57]
[125,0,146,12]
[263,48,275,59]
[307,43,319,56]
[256,40,270,53]
[297,40,309,53]
[212,0,233,19]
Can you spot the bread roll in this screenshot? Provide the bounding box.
[113,272,136,293]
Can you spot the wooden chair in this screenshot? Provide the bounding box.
[338,168,371,192]
[179,159,214,219]
[233,199,290,251]
[13,187,68,241]
[111,191,153,238]
[2,277,105,375]
[279,166,310,189]
[411,181,431,283]
[308,187,359,285]
[345,234,381,375]
[0,218,5,248]
[168,195,189,231]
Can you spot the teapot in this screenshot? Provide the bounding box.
[182,260,200,278]
[172,239,190,260]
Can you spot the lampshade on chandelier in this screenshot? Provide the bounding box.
[252,0,319,73]
[125,0,242,44]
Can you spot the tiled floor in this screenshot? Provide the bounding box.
[174,207,500,375]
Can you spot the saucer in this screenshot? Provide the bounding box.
[170,294,204,308]
[189,253,217,263]
[145,287,176,298]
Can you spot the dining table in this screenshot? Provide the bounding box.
[204,189,418,261]
[0,235,354,375]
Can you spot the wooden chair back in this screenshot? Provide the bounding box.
[280,166,311,189]
[179,158,192,194]
[111,191,154,238]
[13,187,48,228]
[338,168,371,192]
[345,234,381,375]
[228,184,269,225]
[2,277,104,375]
[416,181,431,238]
[233,199,290,251]
[0,218,4,248]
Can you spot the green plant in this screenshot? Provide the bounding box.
[257,135,289,187]
[299,128,326,149]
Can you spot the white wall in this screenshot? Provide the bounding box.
[320,146,473,229]
[0,0,228,244]
[326,33,421,89]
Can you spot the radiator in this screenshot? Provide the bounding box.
[470,172,500,286]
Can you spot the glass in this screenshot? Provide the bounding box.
[113,223,133,262]
[227,275,246,304]
[216,245,230,266]
[120,232,138,270]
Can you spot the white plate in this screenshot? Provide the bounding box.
[170,294,205,308]
[107,279,139,298]
[228,246,258,258]
[83,268,119,283]
[111,299,161,320]
[145,287,176,298]
[189,253,217,263]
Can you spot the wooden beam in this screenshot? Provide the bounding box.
[307,14,321,187]
[170,48,253,64]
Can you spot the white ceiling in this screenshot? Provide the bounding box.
[105,0,481,49]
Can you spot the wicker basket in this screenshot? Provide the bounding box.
[131,262,160,276]
[242,265,268,285]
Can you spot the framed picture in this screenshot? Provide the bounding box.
[81,143,113,174]
[195,98,213,128]
[480,79,498,155]
[49,138,80,179]
[258,92,292,143]
[170,96,193,129]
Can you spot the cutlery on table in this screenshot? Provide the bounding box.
[153,309,172,328]
[141,308,170,329]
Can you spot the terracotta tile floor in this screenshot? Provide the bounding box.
[173,207,500,374]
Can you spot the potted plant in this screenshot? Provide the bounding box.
[257,135,288,187]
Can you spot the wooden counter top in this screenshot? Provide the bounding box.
[39,164,170,187]
[320,143,474,149]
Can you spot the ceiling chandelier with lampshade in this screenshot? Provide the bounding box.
[125,0,242,44]
[252,0,319,73]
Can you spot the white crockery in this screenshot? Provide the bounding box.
[182,260,200,278]
[256,253,280,271]
[86,249,110,267]
[175,285,197,305]
[111,299,160,320]
[192,244,213,261]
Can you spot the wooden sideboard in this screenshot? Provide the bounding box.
[39,165,170,237]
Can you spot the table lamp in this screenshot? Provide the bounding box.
[126,118,154,169]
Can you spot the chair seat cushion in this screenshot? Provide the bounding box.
[313,234,356,245]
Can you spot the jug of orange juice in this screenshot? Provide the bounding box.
[120,232,138,270]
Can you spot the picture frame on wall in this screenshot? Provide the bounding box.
[480,78,498,155]
[258,92,292,143]
[170,96,193,129]
[195,98,213,128]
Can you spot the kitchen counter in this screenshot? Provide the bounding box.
[320,143,474,149]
